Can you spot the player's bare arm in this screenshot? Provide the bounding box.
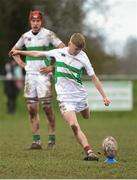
[9,47,22,57]
[91,74,111,106]
[9,47,17,57]
[12,50,46,58]
[12,55,26,69]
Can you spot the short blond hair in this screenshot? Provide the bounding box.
[70,33,86,49]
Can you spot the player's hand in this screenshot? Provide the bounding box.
[103,97,111,106]
[11,50,20,56]
[9,50,20,57]
[40,65,54,74]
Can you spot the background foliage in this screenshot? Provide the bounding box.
[0,0,136,75]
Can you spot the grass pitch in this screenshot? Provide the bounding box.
[0,81,137,179]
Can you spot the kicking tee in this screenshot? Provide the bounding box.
[14,28,62,74]
[44,47,95,102]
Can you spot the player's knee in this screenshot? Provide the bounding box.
[43,105,52,115]
[28,106,37,118]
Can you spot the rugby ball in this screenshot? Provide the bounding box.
[102,136,118,158]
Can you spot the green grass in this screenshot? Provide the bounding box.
[0,81,137,179]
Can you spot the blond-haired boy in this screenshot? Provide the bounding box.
[12,33,110,161]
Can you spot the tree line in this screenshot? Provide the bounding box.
[0,0,136,75]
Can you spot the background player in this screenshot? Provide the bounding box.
[9,10,65,149]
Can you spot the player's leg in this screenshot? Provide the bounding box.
[24,74,42,149]
[62,110,98,161]
[38,74,56,149]
[26,99,42,149]
[41,98,56,149]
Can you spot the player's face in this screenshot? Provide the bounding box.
[68,42,81,56]
[30,18,42,33]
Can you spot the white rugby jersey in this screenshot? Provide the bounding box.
[44,47,95,102]
[15,28,62,74]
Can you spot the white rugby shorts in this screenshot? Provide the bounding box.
[59,100,89,114]
[24,73,52,99]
